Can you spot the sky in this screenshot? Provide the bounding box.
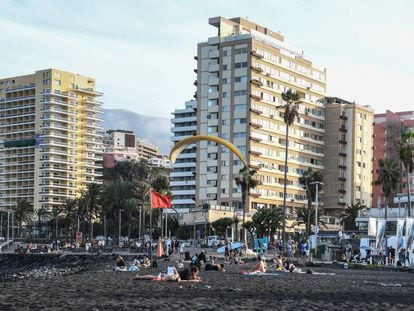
[0,0,413,118]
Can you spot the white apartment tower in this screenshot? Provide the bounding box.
[170,100,197,211]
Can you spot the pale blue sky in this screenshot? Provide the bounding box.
[1,0,413,117]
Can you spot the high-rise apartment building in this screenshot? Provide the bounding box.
[373,110,414,208]
[0,69,103,211]
[195,17,327,225]
[322,97,374,220]
[170,100,197,211]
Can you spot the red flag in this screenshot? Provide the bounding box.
[150,191,171,208]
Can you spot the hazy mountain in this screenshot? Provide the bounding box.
[102,108,171,155]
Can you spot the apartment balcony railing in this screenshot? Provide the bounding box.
[250,94,261,101]
[249,122,263,129]
[251,51,264,59]
[250,79,263,87]
[250,65,263,73]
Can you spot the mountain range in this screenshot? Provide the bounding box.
[102,108,171,155]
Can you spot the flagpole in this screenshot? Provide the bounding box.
[149,191,153,266]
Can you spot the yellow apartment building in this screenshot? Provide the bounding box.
[0,69,103,212]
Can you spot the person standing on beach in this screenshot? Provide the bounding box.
[180,243,184,259]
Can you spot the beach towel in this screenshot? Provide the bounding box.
[239,270,282,276]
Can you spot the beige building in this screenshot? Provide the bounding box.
[195,17,327,228]
[136,139,160,160]
[0,69,103,211]
[322,97,374,220]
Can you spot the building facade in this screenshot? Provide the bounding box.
[322,97,374,220]
[0,69,103,211]
[170,100,197,211]
[373,110,414,209]
[194,17,327,226]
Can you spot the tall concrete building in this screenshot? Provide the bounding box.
[0,69,103,211]
[194,17,327,226]
[170,100,197,211]
[373,110,414,209]
[322,97,374,221]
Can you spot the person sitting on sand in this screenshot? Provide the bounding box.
[116,256,126,267]
[205,263,225,272]
[140,256,151,269]
[250,256,267,273]
[178,266,201,282]
[274,255,284,271]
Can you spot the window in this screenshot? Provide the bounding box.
[222,120,229,126]
[223,65,228,70]
[235,76,247,83]
[223,92,228,98]
[234,132,246,138]
[235,62,248,69]
[221,189,226,194]
[208,126,218,133]
[223,50,228,57]
[234,90,247,96]
[208,100,218,107]
[222,105,230,112]
[207,166,217,173]
[233,160,242,166]
[234,47,248,54]
[222,78,228,84]
[207,112,218,120]
[207,180,217,186]
[221,160,227,167]
[234,104,246,111]
[234,118,246,125]
[208,153,217,159]
[221,133,229,139]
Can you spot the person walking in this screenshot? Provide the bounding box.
[179,242,184,260]
[345,241,353,263]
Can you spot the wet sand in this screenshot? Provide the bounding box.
[0,258,413,310]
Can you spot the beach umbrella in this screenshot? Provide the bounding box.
[157,238,164,257]
[360,246,374,251]
[217,242,244,253]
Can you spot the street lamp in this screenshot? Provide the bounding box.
[310,181,324,256]
[118,209,124,247]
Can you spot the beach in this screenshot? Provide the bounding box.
[0,254,413,310]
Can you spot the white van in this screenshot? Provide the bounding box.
[207,235,220,247]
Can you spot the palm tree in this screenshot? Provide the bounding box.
[340,201,367,231]
[375,158,400,219]
[63,198,78,240]
[397,130,414,217]
[36,207,49,238]
[13,199,34,237]
[251,206,282,240]
[278,89,300,245]
[242,221,256,249]
[299,168,323,238]
[234,167,260,243]
[211,217,233,239]
[292,207,327,235]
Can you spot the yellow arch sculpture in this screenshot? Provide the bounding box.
[170,135,247,167]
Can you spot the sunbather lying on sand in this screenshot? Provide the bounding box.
[205,263,225,272]
[134,266,201,282]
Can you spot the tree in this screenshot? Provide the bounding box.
[299,168,323,238]
[211,217,233,239]
[251,206,281,240]
[234,167,259,242]
[63,198,78,239]
[278,89,300,245]
[292,207,327,235]
[13,199,34,237]
[397,130,414,217]
[375,158,400,219]
[340,201,367,231]
[36,207,49,238]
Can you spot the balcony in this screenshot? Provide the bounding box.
[339,126,347,132]
[338,164,347,169]
[338,177,346,182]
[193,56,198,60]
[251,51,263,59]
[250,65,263,73]
[4,84,35,93]
[338,201,346,206]
[208,64,219,72]
[72,87,103,96]
[193,80,197,86]
[339,152,347,157]
[339,139,347,144]
[250,192,261,198]
[208,50,220,59]
[249,108,262,115]
[250,94,261,101]
[250,136,262,143]
[338,189,346,194]
[193,92,197,99]
[249,122,262,129]
[339,114,348,120]
[249,150,262,156]
[250,79,263,87]
[194,69,198,73]
[249,163,260,170]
